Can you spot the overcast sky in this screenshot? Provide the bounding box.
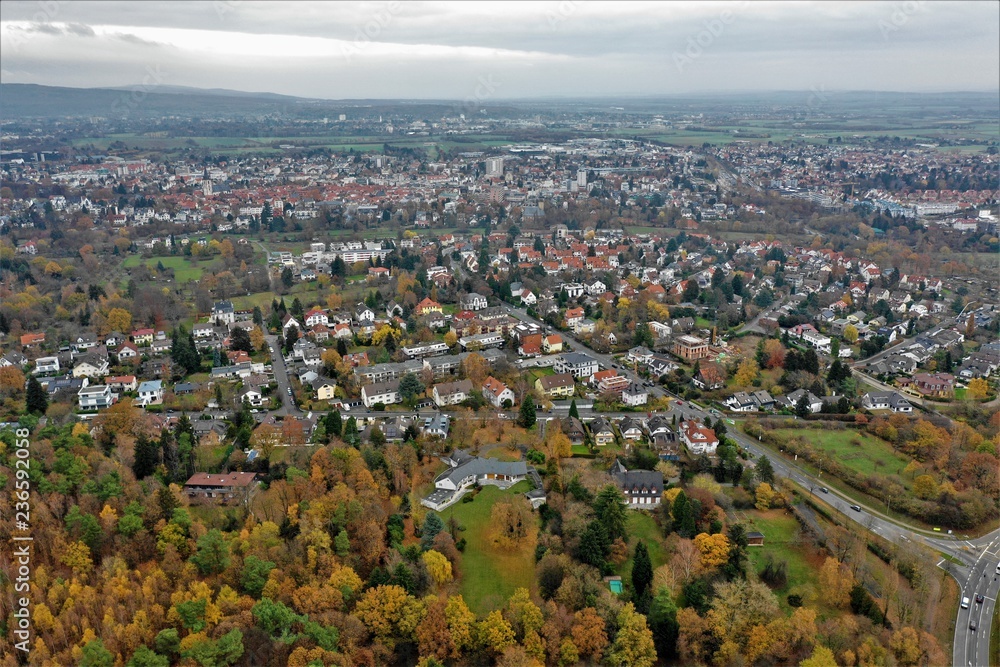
[1,1,997,99]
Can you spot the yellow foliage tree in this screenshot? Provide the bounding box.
[843,324,859,344]
[60,541,93,577]
[693,533,730,568]
[422,550,453,586]
[734,358,760,387]
[817,557,854,608]
[478,610,516,656]
[755,482,776,510]
[106,307,132,334]
[966,378,989,400]
[354,584,425,649]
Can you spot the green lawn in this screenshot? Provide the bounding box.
[122,254,206,283]
[618,512,667,585]
[769,428,914,489]
[740,510,828,615]
[440,482,538,614]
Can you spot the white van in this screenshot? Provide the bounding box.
[961,597,970,609]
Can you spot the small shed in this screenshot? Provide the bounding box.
[747,531,765,547]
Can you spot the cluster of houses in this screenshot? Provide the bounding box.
[2,328,176,411]
[420,447,667,513]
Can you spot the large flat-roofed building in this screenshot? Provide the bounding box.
[672,335,710,361]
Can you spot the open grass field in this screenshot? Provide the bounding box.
[618,511,668,585]
[738,509,830,615]
[440,482,538,614]
[768,427,914,489]
[122,254,208,283]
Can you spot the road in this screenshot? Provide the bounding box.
[954,538,1000,667]
[264,334,302,415]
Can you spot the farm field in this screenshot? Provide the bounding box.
[440,482,538,615]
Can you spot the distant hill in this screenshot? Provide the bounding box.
[0,83,314,119]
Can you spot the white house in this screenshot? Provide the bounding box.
[33,356,60,374]
[136,380,164,406]
[482,376,515,408]
[212,300,236,325]
[554,352,599,379]
[461,292,489,311]
[78,384,117,411]
[433,379,473,407]
[622,382,648,407]
[861,391,913,413]
[679,420,719,455]
[362,380,401,408]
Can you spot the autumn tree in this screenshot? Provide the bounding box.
[107,307,133,334]
[607,602,656,667]
[817,557,854,608]
[478,610,516,657]
[250,423,282,462]
[755,482,776,510]
[693,532,731,568]
[800,645,838,667]
[966,377,989,400]
[0,365,25,398]
[571,607,608,661]
[354,585,425,650]
[422,550,453,586]
[491,497,533,550]
[734,358,759,387]
[843,324,859,344]
[761,338,786,369]
[460,352,490,386]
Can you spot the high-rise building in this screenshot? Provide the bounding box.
[577,168,588,187]
[486,157,504,177]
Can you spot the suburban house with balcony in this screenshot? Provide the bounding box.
[433,379,473,407]
[137,380,164,406]
[535,373,575,399]
[78,384,117,411]
[679,420,719,455]
[184,472,257,502]
[554,352,599,379]
[362,379,401,408]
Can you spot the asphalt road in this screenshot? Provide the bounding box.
[954,537,1000,667]
[265,334,301,415]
